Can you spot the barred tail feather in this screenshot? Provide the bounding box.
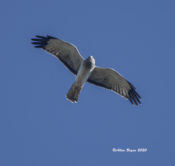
[66,82,82,103]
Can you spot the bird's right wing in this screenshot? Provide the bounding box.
[31,35,83,74]
[88,67,141,105]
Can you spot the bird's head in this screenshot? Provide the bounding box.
[86,56,95,65]
[84,56,96,70]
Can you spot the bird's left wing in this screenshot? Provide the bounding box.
[88,67,141,105]
[31,35,83,74]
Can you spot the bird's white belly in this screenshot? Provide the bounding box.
[75,62,95,86]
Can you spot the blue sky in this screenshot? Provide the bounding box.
[1,0,175,165]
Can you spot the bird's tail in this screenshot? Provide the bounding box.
[66,82,82,103]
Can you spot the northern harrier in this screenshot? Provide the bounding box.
[31,35,141,105]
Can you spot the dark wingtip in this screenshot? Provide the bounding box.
[31,35,56,48]
[34,45,44,48]
[128,88,141,106]
[127,81,141,105]
[46,35,56,39]
[35,35,46,39]
[128,97,133,104]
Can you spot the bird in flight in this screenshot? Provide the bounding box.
[31,35,141,105]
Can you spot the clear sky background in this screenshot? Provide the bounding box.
[1,0,175,165]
